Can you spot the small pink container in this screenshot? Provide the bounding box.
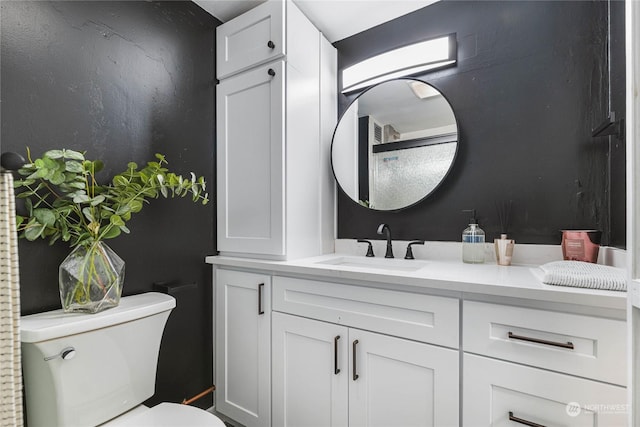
[561,230,602,263]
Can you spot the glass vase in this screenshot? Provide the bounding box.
[59,241,125,314]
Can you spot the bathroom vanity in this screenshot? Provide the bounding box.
[207,245,627,427]
[210,2,629,426]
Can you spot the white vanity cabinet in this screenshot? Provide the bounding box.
[462,300,627,426]
[208,256,627,427]
[271,277,460,427]
[216,0,336,259]
[215,269,271,427]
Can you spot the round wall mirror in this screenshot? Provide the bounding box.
[331,78,459,211]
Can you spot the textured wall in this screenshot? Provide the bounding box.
[334,0,625,247]
[1,0,218,409]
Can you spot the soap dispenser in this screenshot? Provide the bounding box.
[462,209,485,264]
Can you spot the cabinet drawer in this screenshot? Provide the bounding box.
[216,0,285,79]
[463,300,626,385]
[273,276,459,348]
[463,354,626,427]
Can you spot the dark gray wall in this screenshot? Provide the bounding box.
[335,0,626,247]
[1,0,218,410]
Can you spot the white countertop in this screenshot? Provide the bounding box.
[205,245,627,311]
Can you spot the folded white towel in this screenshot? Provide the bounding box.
[540,261,627,292]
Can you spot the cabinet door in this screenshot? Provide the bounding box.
[272,313,349,427]
[215,269,271,427]
[217,61,285,257]
[463,354,627,427]
[216,0,285,79]
[349,330,459,427]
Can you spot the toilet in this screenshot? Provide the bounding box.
[20,292,226,427]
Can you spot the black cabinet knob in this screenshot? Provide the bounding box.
[268,68,276,77]
[267,40,275,49]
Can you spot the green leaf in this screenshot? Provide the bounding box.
[33,208,56,226]
[44,150,64,159]
[127,162,138,170]
[16,216,24,228]
[63,149,85,161]
[24,198,33,215]
[24,223,46,241]
[65,161,84,173]
[119,225,130,234]
[27,168,48,180]
[113,175,129,187]
[82,207,94,223]
[42,156,59,169]
[65,181,86,190]
[128,199,143,213]
[48,234,61,246]
[14,179,36,187]
[50,170,65,185]
[73,194,91,204]
[90,195,105,206]
[109,214,125,226]
[92,160,104,172]
[102,226,121,240]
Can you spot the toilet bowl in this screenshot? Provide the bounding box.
[20,293,225,427]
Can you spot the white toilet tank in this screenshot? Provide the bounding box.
[20,292,176,427]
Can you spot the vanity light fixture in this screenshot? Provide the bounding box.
[341,33,457,94]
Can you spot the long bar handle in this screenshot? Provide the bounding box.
[258,283,264,315]
[352,340,359,381]
[334,336,341,375]
[508,411,546,427]
[508,332,574,350]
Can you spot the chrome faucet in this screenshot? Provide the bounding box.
[377,223,394,258]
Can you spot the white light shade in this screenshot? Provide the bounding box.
[342,34,456,94]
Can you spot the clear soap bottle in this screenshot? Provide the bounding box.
[462,209,485,264]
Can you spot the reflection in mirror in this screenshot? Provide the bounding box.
[331,79,459,211]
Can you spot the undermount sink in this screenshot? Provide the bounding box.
[316,256,428,272]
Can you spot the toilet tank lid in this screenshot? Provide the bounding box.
[20,292,176,343]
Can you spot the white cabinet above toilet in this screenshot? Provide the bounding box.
[216,0,336,260]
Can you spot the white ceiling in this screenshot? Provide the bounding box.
[192,0,438,43]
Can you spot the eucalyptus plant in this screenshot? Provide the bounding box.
[14,148,210,312]
[14,148,209,247]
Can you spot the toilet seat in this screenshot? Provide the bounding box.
[102,403,226,427]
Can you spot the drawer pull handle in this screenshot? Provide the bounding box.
[258,283,264,315]
[268,68,276,77]
[267,40,275,49]
[352,340,359,381]
[334,335,341,375]
[508,411,546,427]
[507,332,574,350]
